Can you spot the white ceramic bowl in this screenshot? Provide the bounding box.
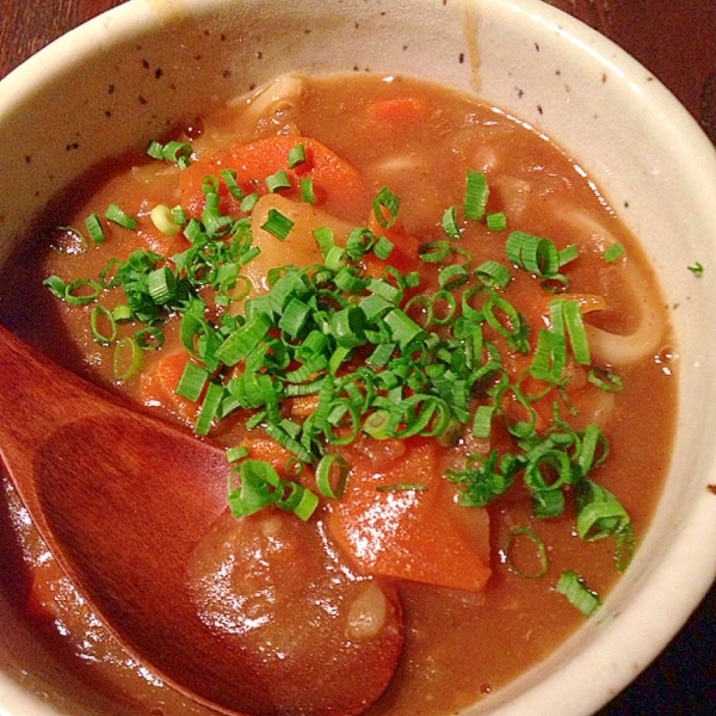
[1,1,715,714]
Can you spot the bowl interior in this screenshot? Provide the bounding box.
[1,0,716,714]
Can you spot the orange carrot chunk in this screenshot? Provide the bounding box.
[366,96,429,125]
[180,135,370,222]
[327,438,491,592]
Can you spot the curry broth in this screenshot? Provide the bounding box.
[0,74,676,715]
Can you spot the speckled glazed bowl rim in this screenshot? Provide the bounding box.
[1,1,715,715]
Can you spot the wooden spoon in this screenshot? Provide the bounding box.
[0,324,258,714]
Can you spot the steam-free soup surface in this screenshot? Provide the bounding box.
[0,73,676,715]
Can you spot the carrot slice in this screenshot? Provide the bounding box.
[366,96,429,125]
[327,437,491,592]
[180,135,370,222]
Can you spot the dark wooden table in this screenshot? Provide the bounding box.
[1,1,715,714]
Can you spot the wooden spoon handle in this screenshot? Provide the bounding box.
[0,326,245,714]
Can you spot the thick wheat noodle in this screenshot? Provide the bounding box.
[242,74,305,119]
[586,261,664,366]
[557,208,665,366]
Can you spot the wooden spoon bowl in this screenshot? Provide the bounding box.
[0,324,252,714]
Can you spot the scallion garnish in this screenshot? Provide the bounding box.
[464,169,489,221]
[442,206,461,239]
[220,169,244,200]
[288,143,307,168]
[147,139,193,168]
[300,177,316,203]
[112,304,131,322]
[372,187,401,229]
[64,277,102,305]
[113,336,143,381]
[45,155,634,580]
[505,527,549,579]
[265,169,292,194]
[135,325,165,351]
[43,275,67,299]
[316,454,349,498]
[105,203,139,231]
[261,208,295,240]
[556,570,601,616]
[85,213,106,245]
[603,242,626,263]
[486,211,507,232]
[90,305,118,346]
[175,360,209,402]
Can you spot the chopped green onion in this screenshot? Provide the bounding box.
[464,169,489,221]
[486,211,507,232]
[439,263,470,290]
[64,277,102,305]
[300,177,315,203]
[316,454,349,498]
[288,143,307,168]
[615,524,636,572]
[85,213,106,245]
[427,290,457,326]
[472,404,495,439]
[220,169,244,200]
[278,296,312,338]
[240,192,260,213]
[373,235,394,261]
[113,337,143,380]
[507,231,559,277]
[265,170,292,193]
[226,445,250,463]
[474,260,511,290]
[147,266,176,304]
[147,139,192,168]
[372,187,401,229]
[551,298,590,365]
[228,459,281,518]
[280,483,319,521]
[442,206,461,239]
[419,240,451,264]
[688,261,704,276]
[530,329,567,384]
[588,366,625,392]
[576,479,630,541]
[146,140,164,160]
[603,242,626,262]
[384,308,425,349]
[176,360,209,401]
[105,203,139,231]
[559,244,579,268]
[556,570,601,616]
[112,303,132,323]
[195,381,225,435]
[505,527,549,579]
[261,209,294,240]
[90,305,117,345]
[135,326,165,350]
[43,275,67,299]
